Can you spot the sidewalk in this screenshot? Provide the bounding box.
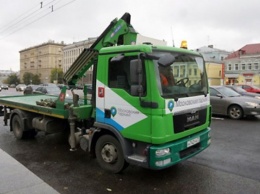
[0,148,59,194]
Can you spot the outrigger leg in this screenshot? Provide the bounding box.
[68,108,77,151]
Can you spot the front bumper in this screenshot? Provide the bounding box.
[149,128,211,170]
[244,106,260,116]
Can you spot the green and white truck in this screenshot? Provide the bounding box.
[0,13,211,173]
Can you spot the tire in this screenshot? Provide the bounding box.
[95,135,128,173]
[12,115,25,139]
[228,105,243,120]
[12,115,37,139]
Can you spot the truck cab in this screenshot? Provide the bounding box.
[89,44,211,171]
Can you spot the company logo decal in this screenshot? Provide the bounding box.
[111,107,117,117]
[59,93,65,102]
[175,97,208,107]
[111,107,140,117]
[168,100,174,111]
[165,95,209,115]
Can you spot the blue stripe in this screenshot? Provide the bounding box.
[96,108,124,131]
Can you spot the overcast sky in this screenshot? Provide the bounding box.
[1,0,260,71]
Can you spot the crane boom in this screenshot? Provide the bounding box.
[63,12,138,86]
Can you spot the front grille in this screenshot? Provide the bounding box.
[179,143,201,159]
[174,108,207,134]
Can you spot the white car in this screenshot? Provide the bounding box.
[16,84,27,92]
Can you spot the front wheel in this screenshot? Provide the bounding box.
[228,105,243,119]
[95,135,128,173]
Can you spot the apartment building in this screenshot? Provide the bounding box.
[195,45,230,86]
[19,40,66,83]
[224,43,260,86]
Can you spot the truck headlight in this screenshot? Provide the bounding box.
[245,102,258,107]
[155,148,170,156]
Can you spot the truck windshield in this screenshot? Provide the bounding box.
[152,51,208,99]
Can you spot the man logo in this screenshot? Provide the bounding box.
[187,112,199,123]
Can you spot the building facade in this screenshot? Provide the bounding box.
[205,62,225,86]
[195,45,230,86]
[195,45,230,63]
[224,43,260,87]
[19,40,66,84]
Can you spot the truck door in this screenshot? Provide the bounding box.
[96,55,148,133]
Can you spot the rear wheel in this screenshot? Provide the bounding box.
[12,115,25,139]
[95,135,128,173]
[228,105,243,119]
[12,115,37,139]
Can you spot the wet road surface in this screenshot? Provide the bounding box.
[0,89,260,194]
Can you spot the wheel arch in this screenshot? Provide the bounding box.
[90,122,131,159]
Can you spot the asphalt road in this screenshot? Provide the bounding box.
[0,89,260,194]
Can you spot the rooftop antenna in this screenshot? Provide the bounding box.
[171,26,175,47]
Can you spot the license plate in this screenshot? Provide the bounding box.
[187,137,200,147]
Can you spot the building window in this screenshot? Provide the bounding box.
[248,63,252,70]
[194,69,197,76]
[254,63,259,70]
[235,64,238,70]
[242,64,245,70]
[180,65,185,77]
[228,64,231,71]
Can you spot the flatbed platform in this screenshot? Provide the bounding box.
[0,94,69,119]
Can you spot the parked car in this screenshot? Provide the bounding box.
[75,84,83,89]
[1,84,8,90]
[16,84,27,91]
[225,85,260,100]
[33,84,62,96]
[210,86,260,119]
[237,84,260,94]
[23,85,39,94]
[9,84,16,88]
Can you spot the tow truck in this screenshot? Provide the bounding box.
[0,13,211,173]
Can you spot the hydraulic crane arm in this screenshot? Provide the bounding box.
[63,12,138,86]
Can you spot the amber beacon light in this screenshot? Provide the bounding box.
[180,40,188,49]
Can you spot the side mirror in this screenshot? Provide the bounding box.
[216,93,223,98]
